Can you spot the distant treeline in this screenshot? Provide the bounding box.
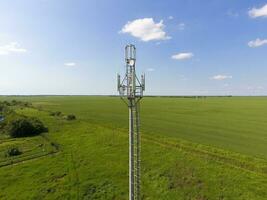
[1,95,266,98]
[145,95,233,98]
[108,95,234,98]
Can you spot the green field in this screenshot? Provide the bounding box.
[0,96,267,199]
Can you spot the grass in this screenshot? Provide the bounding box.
[0,135,57,167]
[0,96,266,199]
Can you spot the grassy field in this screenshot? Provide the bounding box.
[0,96,267,199]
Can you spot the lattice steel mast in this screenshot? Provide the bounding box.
[117,44,145,200]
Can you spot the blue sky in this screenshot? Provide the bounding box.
[0,0,266,95]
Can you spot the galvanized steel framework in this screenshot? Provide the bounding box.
[117,44,145,200]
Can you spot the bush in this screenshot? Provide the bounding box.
[0,102,9,112]
[65,114,76,121]
[6,147,22,157]
[50,111,62,116]
[3,101,10,106]
[0,100,31,107]
[0,104,4,112]
[11,100,17,105]
[8,117,48,138]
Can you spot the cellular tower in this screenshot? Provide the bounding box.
[117,44,145,200]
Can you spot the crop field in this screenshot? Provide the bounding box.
[0,96,267,199]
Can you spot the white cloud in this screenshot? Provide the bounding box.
[178,23,185,30]
[121,18,170,42]
[0,42,27,55]
[211,75,232,81]
[147,68,155,72]
[249,4,267,18]
[168,16,174,20]
[64,62,76,66]
[248,38,267,47]
[171,52,193,60]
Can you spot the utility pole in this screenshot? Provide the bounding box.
[117,44,145,200]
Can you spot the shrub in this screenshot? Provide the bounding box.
[3,101,10,106]
[50,111,62,116]
[6,147,22,157]
[0,104,4,112]
[65,114,76,121]
[8,117,48,138]
[0,100,31,107]
[11,100,17,105]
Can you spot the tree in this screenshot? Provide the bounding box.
[66,114,76,120]
[8,117,48,138]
